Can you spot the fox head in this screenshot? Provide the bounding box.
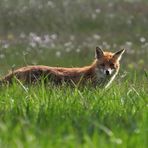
[94,47,125,78]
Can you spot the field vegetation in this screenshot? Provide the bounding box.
[0,0,147,147]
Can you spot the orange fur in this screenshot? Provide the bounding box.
[0,47,125,87]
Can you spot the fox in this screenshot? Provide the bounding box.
[0,47,125,88]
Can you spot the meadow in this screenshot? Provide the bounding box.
[0,0,148,147]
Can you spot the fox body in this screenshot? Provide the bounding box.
[0,47,125,88]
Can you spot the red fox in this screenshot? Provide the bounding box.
[0,47,125,88]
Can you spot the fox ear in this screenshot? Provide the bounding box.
[95,47,104,59]
[113,49,125,61]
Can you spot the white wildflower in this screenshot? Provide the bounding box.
[56,51,61,57]
[34,36,42,44]
[20,32,26,38]
[93,34,101,40]
[76,48,80,53]
[51,34,57,40]
[64,42,72,47]
[92,13,97,20]
[70,35,75,41]
[66,48,71,52]
[51,43,55,48]
[127,19,132,25]
[38,4,43,9]
[140,37,146,43]
[108,2,114,7]
[47,1,55,8]
[95,8,101,13]
[29,41,36,48]
[3,43,9,49]
[0,54,5,59]
[126,41,132,46]
[43,34,51,44]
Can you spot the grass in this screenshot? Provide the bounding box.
[0,0,148,147]
[0,73,147,148]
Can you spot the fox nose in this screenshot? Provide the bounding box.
[106,70,110,75]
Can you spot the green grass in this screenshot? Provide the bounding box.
[0,73,147,148]
[0,0,148,147]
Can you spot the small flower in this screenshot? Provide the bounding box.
[91,13,97,20]
[51,43,55,48]
[38,4,43,9]
[20,32,26,38]
[113,43,117,48]
[29,41,36,48]
[102,41,110,49]
[126,41,132,46]
[7,34,14,40]
[76,48,80,53]
[51,34,57,40]
[70,35,75,41]
[93,34,101,40]
[43,34,51,44]
[47,1,55,8]
[125,41,133,48]
[108,13,115,19]
[127,19,132,25]
[66,48,71,53]
[140,37,146,43]
[55,51,61,57]
[3,43,9,49]
[0,54,5,59]
[34,36,42,44]
[95,8,101,13]
[108,2,114,7]
[64,42,72,47]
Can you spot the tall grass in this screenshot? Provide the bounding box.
[0,0,147,147]
[0,73,147,147]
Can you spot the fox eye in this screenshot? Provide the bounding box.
[100,63,105,67]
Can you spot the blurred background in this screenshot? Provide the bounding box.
[0,0,147,76]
